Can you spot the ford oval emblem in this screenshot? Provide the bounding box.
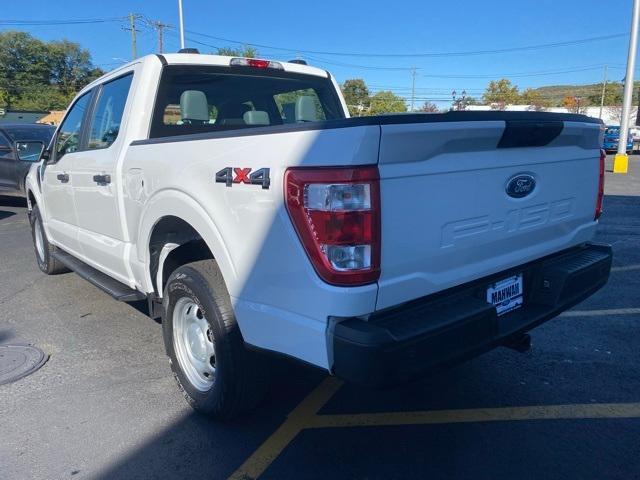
[506,174,536,198]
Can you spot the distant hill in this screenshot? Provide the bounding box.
[531,81,640,106]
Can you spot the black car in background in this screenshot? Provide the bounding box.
[0,123,55,197]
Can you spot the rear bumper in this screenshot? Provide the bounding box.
[330,243,612,387]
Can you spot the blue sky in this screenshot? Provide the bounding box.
[1,0,638,107]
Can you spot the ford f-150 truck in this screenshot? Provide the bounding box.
[24,52,612,419]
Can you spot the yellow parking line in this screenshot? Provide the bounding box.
[612,264,640,272]
[560,308,640,317]
[310,402,640,429]
[228,377,343,480]
[229,375,640,480]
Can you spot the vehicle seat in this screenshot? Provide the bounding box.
[295,96,318,122]
[243,110,270,126]
[180,90,210,124]
[218,103,251,126]
[282,103,296,123]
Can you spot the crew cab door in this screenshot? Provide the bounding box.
[42,91,94,256]
[72,72,134,284]
[0,132,16,190]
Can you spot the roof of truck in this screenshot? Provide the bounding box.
[159,53,330,78]
[80,53,332,100]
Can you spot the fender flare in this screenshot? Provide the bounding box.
[136,189,237,296]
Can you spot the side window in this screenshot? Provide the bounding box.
[55,92,92,159]
[88,74,133,150]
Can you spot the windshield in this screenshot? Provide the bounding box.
[605,127,620,135]
[150,65,345,139]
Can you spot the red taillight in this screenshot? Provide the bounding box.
[595,149,605,220]
[284,166,381,286]
[229,57,284,70]
[247,59,270,68]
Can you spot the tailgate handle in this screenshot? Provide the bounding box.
[93,174,111,185]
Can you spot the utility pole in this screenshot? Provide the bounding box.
[123,13,139,60]
[615,0,640,174]
[149,20,169,53]
[599,65,608,120]
[410,67,417,111]
[178,0,186,49]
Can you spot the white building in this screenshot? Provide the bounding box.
[466,104,638,127]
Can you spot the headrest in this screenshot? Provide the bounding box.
[295,96,318,122]
[243,110,270,126]
[282,103,296,123]
[180,90,209,122]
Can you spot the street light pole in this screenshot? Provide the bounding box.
[615,0,640,174]
[178,0,186,49]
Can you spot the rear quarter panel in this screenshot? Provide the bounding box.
[122,125,380,367]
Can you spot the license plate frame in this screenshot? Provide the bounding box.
[486,274,524,316]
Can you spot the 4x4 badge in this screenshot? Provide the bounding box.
[215,167,270,189]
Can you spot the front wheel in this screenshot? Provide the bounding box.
[29,205,69,275]
[162,259,269,419]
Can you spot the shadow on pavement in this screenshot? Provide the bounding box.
[0,330,14,344]
[93,358,326,480]
[0,195,27,208]
[0,211,16,221]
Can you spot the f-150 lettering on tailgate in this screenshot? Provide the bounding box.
[441,198,574,248]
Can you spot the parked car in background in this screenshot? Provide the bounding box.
[0,123,55,197]
[602,125,633,153]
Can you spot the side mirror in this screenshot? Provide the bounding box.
[15,141,45,162]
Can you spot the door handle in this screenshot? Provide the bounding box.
[56,173,69,183]
[93,174,111,185]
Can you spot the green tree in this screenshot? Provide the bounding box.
[48,39,103,96]
[0,31,49,108]
[216,46,257,58]
[341,79,370,116]
[482,79,520,108]
[0,31,103,110]
[367,91,407,115]
[520,88,550,111]
[587,82,623,106]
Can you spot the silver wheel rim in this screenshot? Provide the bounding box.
[172,297,216,392]
[34,217,45,262]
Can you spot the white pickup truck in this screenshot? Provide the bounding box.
[25,52,612,419]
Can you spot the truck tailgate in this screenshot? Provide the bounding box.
[376,115,603,310]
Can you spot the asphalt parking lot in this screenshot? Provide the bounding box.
[1,155,639,480]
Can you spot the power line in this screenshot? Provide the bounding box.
[0,17,126,25]
[182,30,628,58]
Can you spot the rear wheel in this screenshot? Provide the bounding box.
[162,259,269,419]
[29,205,69,275]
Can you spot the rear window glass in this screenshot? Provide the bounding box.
[149,65,344,139]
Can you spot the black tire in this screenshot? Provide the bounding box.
[29,204,69,275]
[162,259,269,419]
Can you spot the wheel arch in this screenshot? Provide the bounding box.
[137,190,237,298]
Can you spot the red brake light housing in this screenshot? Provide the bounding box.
[284,166,381,286]
[595,149,605,220]
[229,57,284,70]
